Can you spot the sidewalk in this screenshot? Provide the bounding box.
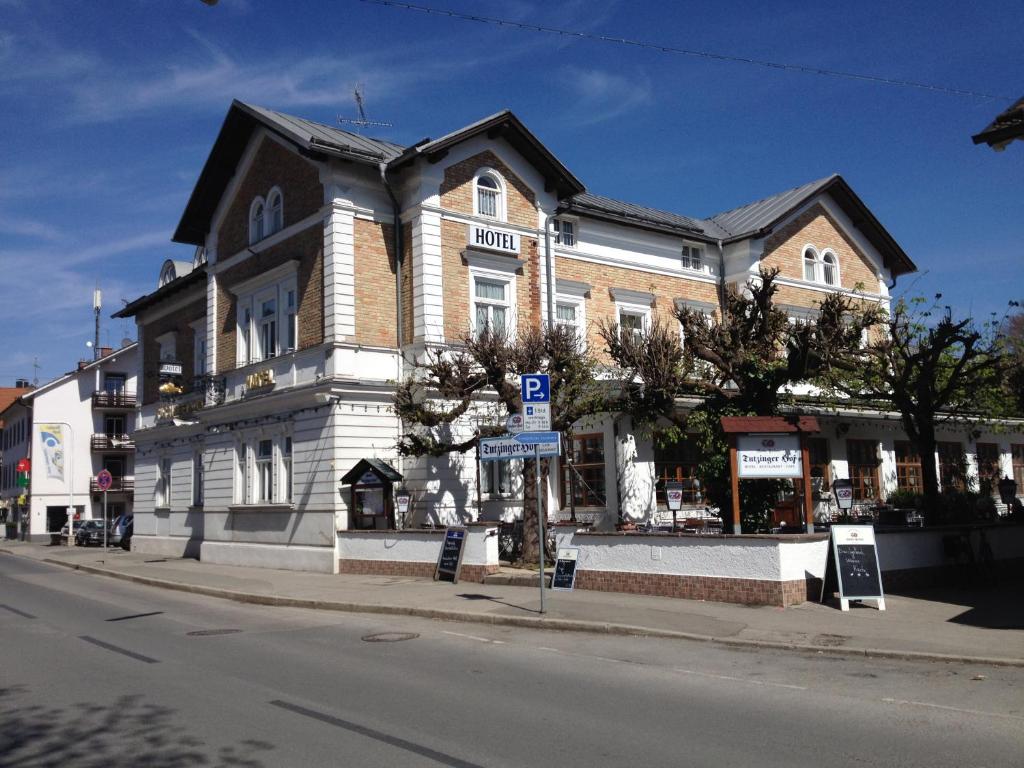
[3,540,1023,667]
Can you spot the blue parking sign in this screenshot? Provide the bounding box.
[521,373,550,403]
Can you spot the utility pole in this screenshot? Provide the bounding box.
[93,287,102,359]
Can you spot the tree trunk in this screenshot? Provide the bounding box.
[521,456,540,564]
[916,422,941,524]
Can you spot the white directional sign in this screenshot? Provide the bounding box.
[480,435,559,460]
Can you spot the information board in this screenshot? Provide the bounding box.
[822,525,885,611]
[434,527,467,584]
[551,547,580,591]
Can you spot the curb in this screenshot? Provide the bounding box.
[8,548,1024,668]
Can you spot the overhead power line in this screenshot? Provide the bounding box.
[358,0,1012,102]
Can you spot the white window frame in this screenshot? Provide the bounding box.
[681,243,704,272]
[617,304,650,342]
[473,168,507,222]
[231,261,299,368]
[249,196,266,245]
[675,299,716,351]
[256,438,274,503]
[821,249,839,286]
[282,436,293,503]
[156,457,171,508]
[154,331,177,364]
[469,267,516,339]
[236,442,249,505]
[481,459,517,498]
[803,245,819,282]
[266,187,284,236]
[552,217,576,247]
[554,293,586,347]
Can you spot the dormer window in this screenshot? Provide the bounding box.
[474,169,505,221]
[249,197,266,244]
[822,251,839,286]
[681,244,703,271]
[553,218,575,247]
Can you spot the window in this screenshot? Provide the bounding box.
[249,197,265,244]
[472,276,510,337]
[266,188,283,235]
[562,434,606,508]
[282,437,293,503]
[895,441,923,495]
[1013,445,1024,492]
[681,244,703,271]
[938,441,966,492]
[654,439,702,505]
[475,171,503,220]
[808,437,831,490]
[553,218,575,247]
[847,439,880,502]
[618,308,647,342]
[192,319,207,377]
[233,262,299,367]
[975,442,1000,496]
[822,251,838,286]
[554,297,585,345]
[481,460,515,497]
[104,373,127,394]
[156,457,171,507]
[803,247,818,281]
[237,444,249,504]
[192,451,204,507]
[256,439,274,503]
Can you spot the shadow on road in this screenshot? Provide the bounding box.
[0,686,273,767]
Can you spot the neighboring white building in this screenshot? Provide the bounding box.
[11,344,139,541]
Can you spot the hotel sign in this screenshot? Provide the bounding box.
[468,223,520,255]
[736,434,803,479]
[245,369,275,391]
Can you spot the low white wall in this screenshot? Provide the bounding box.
[336,525,499,567]
[131,534,195,559]
[876,524,1024,572]
[779,538,830,581]
[201,541,337,574]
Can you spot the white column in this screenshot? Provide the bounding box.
[323,205,356,341]
[411,210,444,343]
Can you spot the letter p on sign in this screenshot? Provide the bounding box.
[521,373,550,404]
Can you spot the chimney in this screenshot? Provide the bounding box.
[15,378,31,388]
[78,360,89,370]
[99,346,113,359]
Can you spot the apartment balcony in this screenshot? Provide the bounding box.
[89,475,134,494]
[90,433,135,452]
[92,391,137,410]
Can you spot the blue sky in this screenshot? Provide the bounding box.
[1,0,1021,384]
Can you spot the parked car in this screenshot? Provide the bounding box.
[109,514,134,548]
[59,519,88,543]
[75,519,110,547]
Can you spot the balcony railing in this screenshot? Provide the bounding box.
[90,433,135,451]
[89,475,134,494]
[92,391,137,409]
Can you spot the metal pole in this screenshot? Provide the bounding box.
[536,444,545,614]
[103,490,108,548]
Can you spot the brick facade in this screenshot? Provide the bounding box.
[140,296,206,405]
[337,558,499,582]
[215,224,324,373]
[217,136,324,260]
[761,203,880,294]
[440,150,537,230]
[354,218,398,347]
[574,569,814,607]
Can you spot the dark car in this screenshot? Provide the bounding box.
[109,514,134,548]
[75,519,109,547]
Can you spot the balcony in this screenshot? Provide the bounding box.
[92,391,137,409]
[90,433,135,451]
[89,475,134,494]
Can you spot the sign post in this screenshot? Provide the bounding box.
[394,486,411,530]
[520,374,551,613]
[96,468,113,548]
[665,481,684,531]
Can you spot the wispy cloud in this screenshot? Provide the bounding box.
[559,65,653,125]
[0,215,63,241]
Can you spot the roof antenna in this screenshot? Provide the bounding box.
[338,85,393,133]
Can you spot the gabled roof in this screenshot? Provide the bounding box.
[340,458,403,485]
[706,174,917,277]
[113,266,206,319]
[390,109,585,200]
[20,343,138,402]
[174,100,406,245]
[0,387,32,419]
[566,192,708,237]
[972,96,1024,150]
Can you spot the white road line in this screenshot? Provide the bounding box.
[674,668,807,691]
[441,630,504,645]
[881,697,1024,722]
[538,647,561,652]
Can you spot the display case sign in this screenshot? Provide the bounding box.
[736,434,803,478]
[434,527,467,583]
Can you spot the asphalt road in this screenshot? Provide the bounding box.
[2,554,1022,768]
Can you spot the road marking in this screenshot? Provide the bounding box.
[269,700,486,768]
[0,603,37,619]
[78,635,160,664]
[674,668,807,691]
[106,611,164,622]
[881,697,1024,722]
[441,630,504,645]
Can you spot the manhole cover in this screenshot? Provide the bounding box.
[361,632,419,643]
[187,629,242,637]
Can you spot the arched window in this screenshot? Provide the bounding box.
[249,197,265,244]
[474,170,504,220]
[803,247,818,282]
[267,188,283,235]
[821,251,839,286]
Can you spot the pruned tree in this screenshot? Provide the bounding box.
[395,324,609,563]
[821,296,1007,522]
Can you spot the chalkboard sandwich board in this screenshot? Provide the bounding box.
[434,527,467,583]
[551,547,580,591]
[822,524,885,611]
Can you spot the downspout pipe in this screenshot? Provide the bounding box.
[544,209,562,331]
[716,238,726,308]
[379,163,404,353]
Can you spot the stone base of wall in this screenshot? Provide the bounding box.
[575,569,814,607]
[882,556,1024,592]
[337,559,499,583]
